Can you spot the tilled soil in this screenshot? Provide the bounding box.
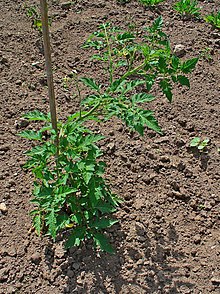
[0,0,220,293]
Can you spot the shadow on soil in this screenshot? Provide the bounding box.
[44,223,195,293]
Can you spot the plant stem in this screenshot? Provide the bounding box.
[104,24,113,84]
[121,62,145,81]
[40,0,59,173]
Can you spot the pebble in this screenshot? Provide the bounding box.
[174,44,186,57]
[67,269,74,278]
[194,234,201,244]
[0,202,7,212]
[211,277,220,284]
[0,144,10,152]
[31,252,41,264]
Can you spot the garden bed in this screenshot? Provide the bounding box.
[0,0,219,293]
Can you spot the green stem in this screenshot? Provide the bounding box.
[104,24,113,84]
[77,102,101,121]
[121,62,145,81]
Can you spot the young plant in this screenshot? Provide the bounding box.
[190,137,210,151]
[204,11,220,30]
[25,5,52,32]
[139,0,165,6]
[20,17,198,253]
[173,0,201,18]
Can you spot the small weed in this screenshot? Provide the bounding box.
[139,0,165,6]
[199,47,213,62]
[204,11,220,30]
[173,0,201,18]
[25,5,52,32]
[190,137,210,151]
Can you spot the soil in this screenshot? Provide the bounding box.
[0,0,220,293]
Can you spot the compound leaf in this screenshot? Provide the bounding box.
[80,77,101,93]
[93,233,115,253]
[23,110,50,121]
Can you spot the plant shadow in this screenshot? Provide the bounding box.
[43,221,195,293]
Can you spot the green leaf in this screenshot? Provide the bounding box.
[90,218,118,229]
[181,57,199,74]
[177,75,190,88]
[132,93,155,104]
[65,227,86,249]
[46,209,57,239]
[18,130,42,141]
[80,77,101,93]
[190,137,200,147]
[95,201,117,213]
[141,111,162,134]
[23,110,50,121]
[56,213,70,230]
[159,79,173,102]
[25,145,46,156]
[145,75,155,92]
[93,233,115,253]
[151,16,163,31]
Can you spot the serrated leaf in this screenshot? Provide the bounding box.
[177,75,190,88]
[181,57,199,74]
[95,202,117,213]
[80,77,101,93]
[151,16,163,31]
[65,227,86,249]
[25,145,46,156]
[46,209,57,239]
[56,213,70,230]
[93,233,115,253]
[132,93,155,104]
[90,218,118,229]
[19,130,42,140]
[23,110,50,121]
[142,112,162,134]
[159,79,173,102]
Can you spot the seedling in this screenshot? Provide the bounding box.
[20,16,198,253]
[25,5,52,32]
[173,0,201,18]
[204,11,220,30]
[199,47,213,62]
[190,137,210,151]
[139,0,165,6]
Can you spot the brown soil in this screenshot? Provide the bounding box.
[0,0,220,293]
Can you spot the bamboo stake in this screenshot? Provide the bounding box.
[40,0,58,133]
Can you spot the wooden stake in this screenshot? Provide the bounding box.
[40,0,58,133]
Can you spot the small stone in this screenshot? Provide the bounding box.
[31,252,41,264]
[160,156,170,163]
[0,202,7,212]
[72,262,80,270]
[67,269,74,278]
[194,234,201,244]
[7,246,17,257]
[15,80,22,85]
[0,145,10,152]
[211,277,220,284]
[174,44,186,57]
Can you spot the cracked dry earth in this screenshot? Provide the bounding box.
[0,0,220,293]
